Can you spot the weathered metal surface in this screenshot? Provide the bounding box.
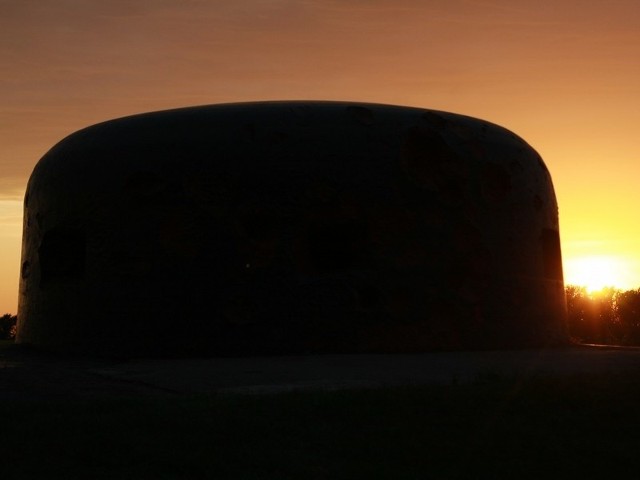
[17,101,567,356]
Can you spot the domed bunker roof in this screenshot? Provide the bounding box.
[17,101,567,356]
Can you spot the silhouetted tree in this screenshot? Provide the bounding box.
[565,285,591,342]
[0,314,17,340]
[615,289,640,345]
[569,286,614,343]
[594,287,619,343]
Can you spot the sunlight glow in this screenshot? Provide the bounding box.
[564,255,633,293]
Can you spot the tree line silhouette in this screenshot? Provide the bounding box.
[2,287,640,346]
[565,286,640,345]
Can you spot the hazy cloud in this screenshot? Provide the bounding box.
[0,200,22,231]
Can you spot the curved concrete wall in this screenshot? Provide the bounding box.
[17,102,567,356]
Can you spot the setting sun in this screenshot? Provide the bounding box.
[564,255,634,293]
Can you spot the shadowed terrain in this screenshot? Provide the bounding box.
[2,342,640,479]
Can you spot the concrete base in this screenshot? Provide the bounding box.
[2,345,639,398]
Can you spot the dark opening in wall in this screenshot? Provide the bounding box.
[540,228,563,281]
[122,170,163,199]
[306,217,369,273]
[21,261,30,279]
[38,227,86,286]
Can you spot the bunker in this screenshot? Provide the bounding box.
[17,101,567,356]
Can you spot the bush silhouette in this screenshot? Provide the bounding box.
[0,314,17,340]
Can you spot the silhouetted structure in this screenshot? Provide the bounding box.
[17,101,567,356]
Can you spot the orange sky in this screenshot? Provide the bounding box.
[1,0,639,313]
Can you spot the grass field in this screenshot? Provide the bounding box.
[2,368,640,479]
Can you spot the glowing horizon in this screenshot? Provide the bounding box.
[563,254,638,293]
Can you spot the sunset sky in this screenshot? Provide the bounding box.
[1,0,639,313]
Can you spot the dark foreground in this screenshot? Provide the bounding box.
[2,342,640,479]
